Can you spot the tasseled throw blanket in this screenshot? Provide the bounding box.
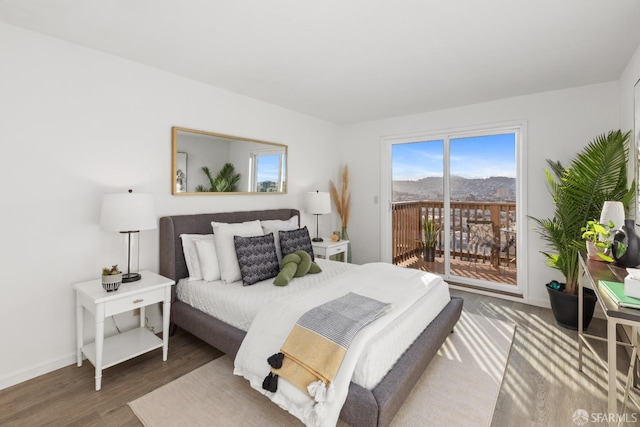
[263,292,392,399]
[234,262,441,426]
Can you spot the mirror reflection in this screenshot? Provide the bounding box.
[172,127,287,195]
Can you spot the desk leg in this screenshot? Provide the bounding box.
[608,319,618,424]
[76,293,83,367]
[578,277,584,372]
[94,304,105,391]
[162,290,171,362]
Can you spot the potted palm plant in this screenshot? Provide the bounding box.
[416,217,443,262]
[195,163,240,192]
[530,130,634,329]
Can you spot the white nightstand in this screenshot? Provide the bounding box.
[311,239,350,262]
[73,271,174,391]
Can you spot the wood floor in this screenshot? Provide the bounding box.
[1,290,638,426]
[398,255,518,285]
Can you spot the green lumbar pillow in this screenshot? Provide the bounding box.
[273,250,321,286]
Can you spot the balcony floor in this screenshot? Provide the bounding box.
[397,254,517,286]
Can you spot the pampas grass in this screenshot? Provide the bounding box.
[329,165,351,228]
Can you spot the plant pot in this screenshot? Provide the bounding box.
[102,273,122,292]
[546,283,597,330]
[586,240,609,261]
[423,246,436,262]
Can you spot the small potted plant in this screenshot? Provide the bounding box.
[102,265,122,292]
[416,217,443,262]
[581,220,614,262]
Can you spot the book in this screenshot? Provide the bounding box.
[598,280,640,309]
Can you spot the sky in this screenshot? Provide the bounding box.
[392,133,516,180]
[257,154,283,183]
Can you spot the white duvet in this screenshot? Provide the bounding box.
[233,262,447,427]
[177,259,450,389]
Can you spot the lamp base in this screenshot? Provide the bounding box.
[122,272,141,283]
[312,237,324,242]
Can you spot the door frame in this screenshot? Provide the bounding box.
[380,120,528,297]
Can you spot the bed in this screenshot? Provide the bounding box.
[160,209,463,427]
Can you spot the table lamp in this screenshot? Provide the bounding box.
[305,191,331,242]
[100,189,156,282]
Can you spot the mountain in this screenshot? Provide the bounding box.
[393,176,515,202]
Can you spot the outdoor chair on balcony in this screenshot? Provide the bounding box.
[467,220,502,272]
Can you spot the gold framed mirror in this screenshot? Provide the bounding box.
[172,127,288,195]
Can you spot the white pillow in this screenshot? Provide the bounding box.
[261,216,299,263]
[194,239,221,281]
[180,234,214,281]
[211,220,264,283]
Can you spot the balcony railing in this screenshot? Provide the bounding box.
[392,200,516,265]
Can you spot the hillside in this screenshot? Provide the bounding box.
[393,176,515,202]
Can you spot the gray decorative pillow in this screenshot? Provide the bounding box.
[233,233,280,286]
[279,227,315,261]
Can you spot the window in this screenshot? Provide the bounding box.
[250,150,287,192]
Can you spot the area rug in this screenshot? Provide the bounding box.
[129,311,515,427]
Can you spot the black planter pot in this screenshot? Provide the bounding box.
[546,283,597,330]
[423,246,436,262]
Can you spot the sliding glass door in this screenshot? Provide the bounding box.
[383,123,524,294]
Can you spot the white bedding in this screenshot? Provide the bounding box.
[177,259,450,389]
[233,262,449,426]
[176,259,355,331]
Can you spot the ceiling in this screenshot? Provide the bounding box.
[2,0,640,124]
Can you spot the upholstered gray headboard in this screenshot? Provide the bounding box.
[159,209,300,283]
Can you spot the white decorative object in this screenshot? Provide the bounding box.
[625,268,640,298]
[305,191,331,242]
[100,190,156,282]
[599,201,625,231]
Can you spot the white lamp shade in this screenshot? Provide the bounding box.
[100,192,157,232]
[599,201,625,230]
[305,191,331,215]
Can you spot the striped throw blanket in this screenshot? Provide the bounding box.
[264,292,392,400]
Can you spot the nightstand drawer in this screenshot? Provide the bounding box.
[104,287,165,316]
[324,246,346,257]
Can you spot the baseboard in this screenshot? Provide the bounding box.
[0,353,76,391]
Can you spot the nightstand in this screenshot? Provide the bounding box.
[311,239,350,262]
[73,271,174,391]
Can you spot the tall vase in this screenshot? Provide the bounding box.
[341,226,352,263]
[612,218,640,268]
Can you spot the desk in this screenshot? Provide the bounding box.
[578,253,640,424]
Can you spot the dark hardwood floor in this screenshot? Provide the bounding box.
[1,290,637,426]
[0,329,222,426]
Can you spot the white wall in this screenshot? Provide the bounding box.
[0,22,341,389]
[340,82,620,307]
[619,44,640,137]
[619,43,640,203]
